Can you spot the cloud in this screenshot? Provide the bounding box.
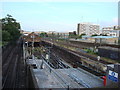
[1,0,119,2]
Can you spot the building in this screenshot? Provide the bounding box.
[81,36,119,44]
[47,31,69,39]
[91,36,119,44]
[23,32,41,43]
[77,22,100,36]
[102,26,120,37]
[113,25,120,30]
[22,31,31,36]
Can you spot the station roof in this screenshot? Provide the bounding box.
[82,36,91,38]
[23,32,41,42]
[91,36,117,39]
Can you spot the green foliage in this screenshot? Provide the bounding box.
[91,34,98,37]
[40,32,48,37]
[1,14,21,43]
[2,30,11,41]
[83,48,98,55]
[81,33,86,36]
[100,34,107,36]
[69,31,78,39]
[79,33,86,38]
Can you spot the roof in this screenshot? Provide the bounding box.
[23,32,41,42]
[82,36,91,38]
[92,36,117,39]
[78,22,99,26]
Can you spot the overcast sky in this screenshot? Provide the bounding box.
[1,0,119,32]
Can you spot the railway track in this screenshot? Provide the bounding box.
[2,43,15,65]
[30,39,117,76]
[51,46,106,76]
[2,38,26,89]
[41,41,108,75]
[42,39,113,64]
[43,38,120,49]
[68,49,112,64]
[2,45,17,87]
[50,52,69,69]
[41,48,69,69]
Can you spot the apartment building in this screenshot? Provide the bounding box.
[102,26,120,37]
[77,22,100,36]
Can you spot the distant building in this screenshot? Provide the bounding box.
[91,36,119,44]
[23,32,41,43]
[113,25,120,30]
[54,32,69,39]
[47,31,69,39]
[102,26,120,37]
[22,31,46,36]
[22,31,31,36]
[77,22,100,36]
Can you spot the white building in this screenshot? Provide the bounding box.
[77,22,100,36]
[102,26,120,37]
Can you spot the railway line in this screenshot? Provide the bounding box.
[2,42,15,65]
[42,39,116,64]
[33,44,104,76]
[41,40,112,76]
[43,38,120,49]
[50,51,70,69]
[51,46,106,76]
[2,38,26,89]
[2,45,18,88]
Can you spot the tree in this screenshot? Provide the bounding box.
[1,14,21,41]
[100,34,107,36]
[79,33,86,38]
[91,34,98,37]
[40,32,48,37]
[2,30,11,41]
[69,31,78,38]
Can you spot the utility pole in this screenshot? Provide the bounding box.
[32,32,34,60]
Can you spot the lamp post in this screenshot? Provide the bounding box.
[97,56,100,61]
[32,33,35,60]
[97,56,100,72]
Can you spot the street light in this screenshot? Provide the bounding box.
[97,56,100,72]
[97,56,100,61]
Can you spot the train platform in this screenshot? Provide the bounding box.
[55,68,104,88]
[26,57,104,89]
[27,58,85,88]
[31,69,65,88]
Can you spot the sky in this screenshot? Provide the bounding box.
[1,0,119,32]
